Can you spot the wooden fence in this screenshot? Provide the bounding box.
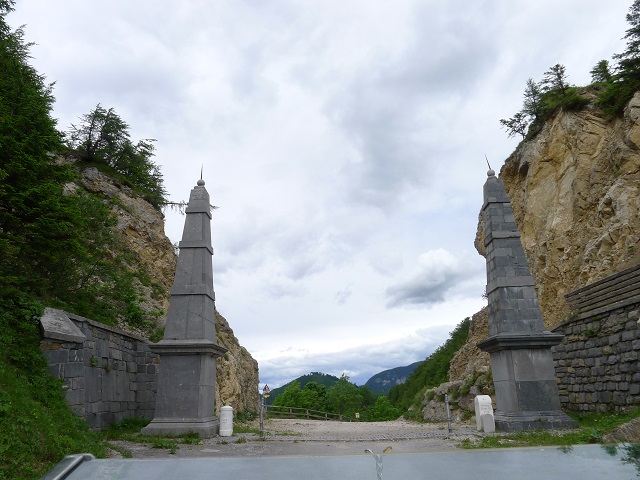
[264,405,354,422]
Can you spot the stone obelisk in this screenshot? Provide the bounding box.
[477,169,576,432]
[142,179,227,437]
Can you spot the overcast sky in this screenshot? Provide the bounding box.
[9,1,630,388]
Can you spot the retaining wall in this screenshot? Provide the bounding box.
[39,308,158,429]
[551,264,640,413]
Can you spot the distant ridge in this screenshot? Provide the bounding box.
[364,361,423,395]
[266,372,340,405]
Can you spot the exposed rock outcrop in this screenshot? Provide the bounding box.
[215,310,260,415]
[78,165,176,317]
[448,307,490,382]
[476,94,640,329]
[427,92,640,422]
[70,163,260,416]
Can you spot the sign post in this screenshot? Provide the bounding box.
[259,384,270,438]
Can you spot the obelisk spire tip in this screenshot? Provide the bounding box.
[485,155,495,177]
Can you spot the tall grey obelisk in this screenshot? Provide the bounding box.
[142,178,227,437]
[477,169,576,432]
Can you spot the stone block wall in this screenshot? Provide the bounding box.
[39,308,158,429]
[551,264,640,413]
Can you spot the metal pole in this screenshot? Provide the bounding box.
[259,396,264,438]
[445,393,452,433]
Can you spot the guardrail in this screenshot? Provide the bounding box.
[264,405,354,422]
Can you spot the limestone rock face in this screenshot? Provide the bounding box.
[215,311,260,416]
[73,164,260,415]
[435,94,640,421]
[448,307,490,382]
[476,94,640,329]
[79,166,176,317]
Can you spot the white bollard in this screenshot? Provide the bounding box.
[480,412,496,433]
[219,406,233,437]
[474,395,494,432]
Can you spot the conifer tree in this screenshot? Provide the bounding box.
[590,60,613,83]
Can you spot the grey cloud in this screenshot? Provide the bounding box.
[325,2,500,210]
[385,249,467,308]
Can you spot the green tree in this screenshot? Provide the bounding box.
[0,1,74,299]
[599,1,640,115]
[325,375,363,417]
[522,78,543,119]
[499,78,542,139]
[614,0,640,78]
[68,105,167,208]
[299,381,327,410]
[368,396,402,421]
[0,1,161,326]
[499,111,528,138]
[272,380,302,407]
[590,60,613,83]
[541,63,570,95]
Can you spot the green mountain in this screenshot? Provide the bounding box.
[266,372,340,405]
[364,361,423,395]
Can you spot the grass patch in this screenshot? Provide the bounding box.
[459,408,640,449]
[236,436,247,444]
[234,424,260,435]
[152,438,178,450]
[101,417,150,440]
[180,431,201,445]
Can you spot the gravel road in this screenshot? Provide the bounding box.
[109,419,483,458]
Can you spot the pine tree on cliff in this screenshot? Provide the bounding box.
[599,0,640,114]
[615,0,640,79]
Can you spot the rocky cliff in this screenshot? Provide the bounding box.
[431,92,640,421]
[476,92,640,329]
[72,163,260,415]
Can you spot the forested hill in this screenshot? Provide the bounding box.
[266,372,339,405]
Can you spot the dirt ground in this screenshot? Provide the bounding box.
[109,418,483,458]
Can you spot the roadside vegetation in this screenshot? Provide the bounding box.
[387,317,470,416]
[459,408,640,449]
[0,1,167,477]
[270,375,402,421]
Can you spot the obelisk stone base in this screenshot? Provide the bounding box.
[478,334,577,431]
[142,416,220,437]
[141,340,226,438]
